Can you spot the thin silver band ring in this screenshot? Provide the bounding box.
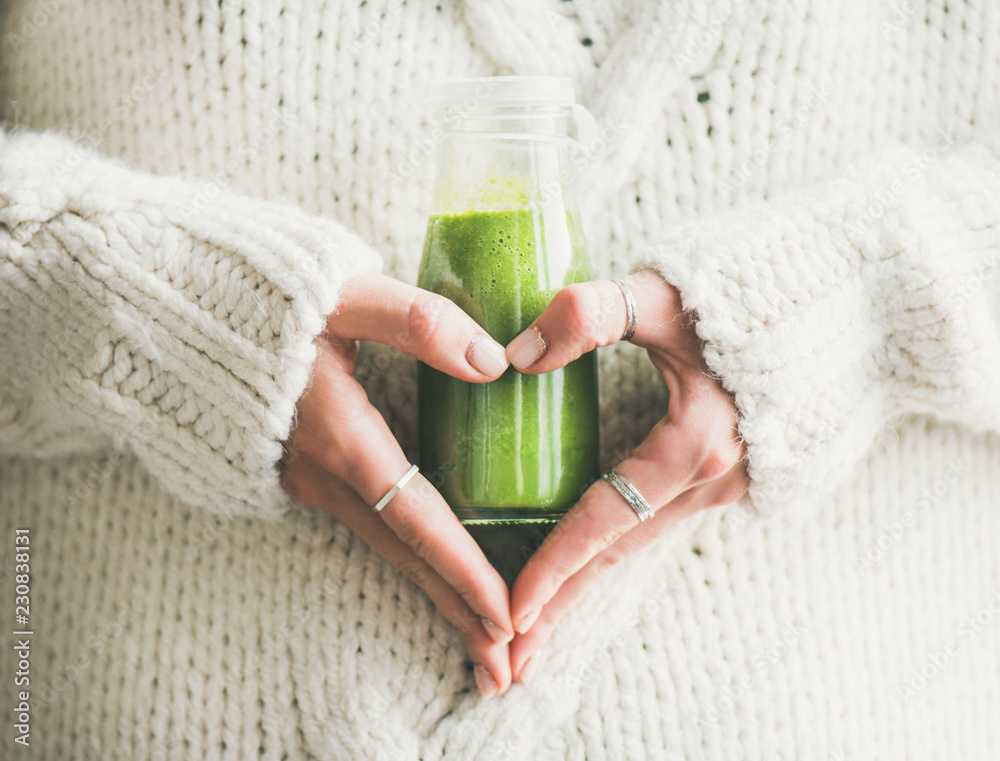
[611,279,638,342]
[373,464,419,512]
[601,466,654,523]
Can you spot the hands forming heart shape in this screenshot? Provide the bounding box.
[280,270,748,697]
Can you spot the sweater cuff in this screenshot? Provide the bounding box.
[1,129,382,519]
[639,149,925,516]
[641,136,1000,518]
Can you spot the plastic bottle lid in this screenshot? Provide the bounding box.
[426,75,598,146]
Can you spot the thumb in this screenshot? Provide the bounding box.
[508,270,681,374]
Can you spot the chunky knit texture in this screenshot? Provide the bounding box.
[1,1,999,759]
[644,136,1000,512]
[0,130,382,520]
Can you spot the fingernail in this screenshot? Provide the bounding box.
[474,663,498,697]
[520,652,541,685]
[515,606,541,634]
[507,325,548,370]
[481,617,513,644]
[467,333,509,377]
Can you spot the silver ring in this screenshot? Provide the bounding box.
[601,467,654,523]
[611,279,637,342]
[373,464,419,512]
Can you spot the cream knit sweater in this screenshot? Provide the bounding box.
[1,1,999,759]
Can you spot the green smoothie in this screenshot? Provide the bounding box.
[417,206,599,583]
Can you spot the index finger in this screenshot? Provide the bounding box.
[281,452,513,694]
[296,344,514,643]
[509,374,743,631]
[508,422,695,632]
[328,272,510,381]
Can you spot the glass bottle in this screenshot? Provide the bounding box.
[417,76,599,585]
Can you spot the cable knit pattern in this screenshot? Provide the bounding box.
[0,129,382,518]
[0,0,999,759]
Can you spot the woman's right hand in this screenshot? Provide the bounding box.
[279,273,515,697]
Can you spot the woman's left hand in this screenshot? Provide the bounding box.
[504,268,750,683]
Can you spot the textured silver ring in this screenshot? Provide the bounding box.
[373,464,419,512]
[611,279,638,342]
[601,467,654,523]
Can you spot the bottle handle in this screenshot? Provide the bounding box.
[568,103,599,153]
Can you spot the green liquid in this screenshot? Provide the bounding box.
[417,207,599,583]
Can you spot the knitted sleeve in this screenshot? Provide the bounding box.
[0,129,382,520]
[643,131,1000,516]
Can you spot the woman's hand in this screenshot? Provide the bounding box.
[279,272,516,697]
[504,268,750,682]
